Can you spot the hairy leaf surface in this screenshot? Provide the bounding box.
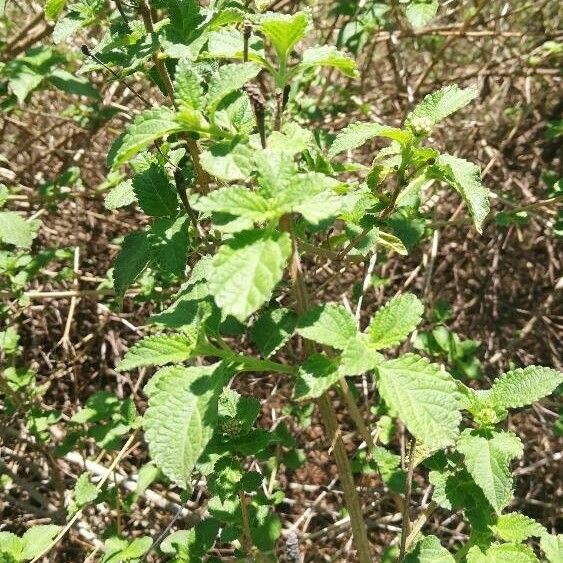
[294,354,340,401]
[297,303,357,350]
[113,231,151,297]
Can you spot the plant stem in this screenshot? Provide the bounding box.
[399,436,417,561]
[238,490,255,560]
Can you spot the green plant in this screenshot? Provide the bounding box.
[2,2,562,562]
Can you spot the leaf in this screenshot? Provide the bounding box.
[209,230,291,322]
[200,141,254,181]
[457,429,523,513]
[104,180,136,210]
[491,513,546,543]
[44,0,68,20]
[53,14,83,43]
[47,68,100,99]
[488,366,563,410]
[6,64,43,103]
[21,525,61,560]
[165,0,202,42]
[328,122,412,159]
[541,534,563,563]
[174,58,204,110]
[73,473,98,508]
[0,531,23,559]
[117,334,196,371]
[194,186,271,221]
[376,354,461,449]
[339,334,384,376]
[367,293,424,349]
[406,85,478,128]
[206,62,261,113]
[111,108,182,169]
[149,216,189,276]
[300,45,357,77]
[297,304,357,350]
[294,354,341,401]
[112,230,151,297]
[143,364,226,487]
[467,543,539,563]
[436,154,490,232]
[405,0,439,29]
[0,211,40,248]
[250,307,297,357]
[259,11,310,60]
[405,535,454,563]
[132,164,178,217]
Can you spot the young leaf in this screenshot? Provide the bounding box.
[200,141,254,181]
[436,154,490,232]
[21,525,61,560]
[209,230,291,321]
[258,11,310,60]
[367,293,424,349]
[405,1,439,30]
[405,85,478,129]
[174,59,204,110]
[113,231,151,297]
[328,122,412,159]
[44,0,67,20]
[193,186,271,221]
[0,211,40,248]
[457,429,523,513]
[300,45,357,78]
[72,473,98,509]
[0,531,23,559]
[405,535,454,563]
[540,534,563,563]
[104,180,136,210]
[149,216,190,276]
[466,543,539,563]
[491,512,546,543]
[206,62,261,113]
[132,165,178,217]
[143,364,226,487]
[375,354,461,449]
[294,354,341,401]
[297,303,358,350]
[250,307,297,357]
[117,334,196,372]
[339,334,384,376]
[488,366,563,410]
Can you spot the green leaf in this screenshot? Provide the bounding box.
[250,307,297,357]
[457,429,523,513]
[72,473,98,508]
[300,45,357,78]
[0,211,40,248]
[489,366,563,410]
[206,62,261,113]
[104,180,136,210]
[376,354,461,449]
[405,0,439,29]
[467,543,539,563]
[405,535,454,563]
[406,85,478,129]
[103,536,153,563]
[21,525,61,560]
[174,58,204,110]
[0,184,8,208]
[294,354,341,401]
[328,122,412,159]
[541,534,563,563]
[149,216,189,276]
[367,293,424,349]
[194,186,270,221]
[117,333,196,371]
[44,0,68,21]
[339,333,384,376]
[132,164,178,217]
[297,303,357,350]
[200,141,254,181]
[112,231,151,297]
[491,513,546,543]
[209,230,291,322]
[111,108,183,169]
[259,11,310,60]
[47,68,100,99]
[436,154,489,232]
[6,64,43,104]
[0,531,23,559]
[143,364,226,487]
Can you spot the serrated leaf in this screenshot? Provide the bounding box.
[111,108,182,169]
[300,45,357,77]
[0,211,40,248]
[104,180,136,210]
[174,59,204,110]
[194,186,271,221]
[457,429,523,513]
[0,531,23,558]
[209,230,291,322]
[436,154,489,232]
[21,525,61,560]
[491,513,546,543]
[73,473,98,508]
[367,293,424,349]
[132,164,178,217]
[294,354,340,401]
[143,364,226,487]
[149,216,189,276]
[297,303,357,350]
[328,122,412,159]
[339,333,384,376]
[206,62,261,113]
[44,0,67,20]
[405,0,439,29]
[250,307,297,357]
[376,354,461,449]
[200,141,254,181]
[489,366,563,411]
[405,535,454,563]
[467,543,539,563]
[541,534,563,563]
[406,85,478,128]
[117,334,196,371]
[259,11,310,59]
[113,230,151,297]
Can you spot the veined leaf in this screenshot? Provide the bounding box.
[541,534,563,563]
[193,186,271,221]
[294,354,340,401]
[113,231,151,297]
[258,11,310,60]
[132,164,178,217]
[0,211,40,248]
[491,512,546,543]
[328,122,412,159]
[457,429,523,513]
[143,364,226,487]
[489,366,563,410]
[200,141,254,181]
[104,180,136,210]
[300,45,357,78]
[436,154,490,232]
[111,108,183,169]
[209,230,291,321]
[405,535,454,563]
[21,525,61,560]
[466,543,539,563]
[149,216,189,276]
[405,1,439,30]
[367,293,424,349]
[376,354,461,449]
[206,62,261,113]
[44,0,67,20]
[297,303,357,350]
[339,333,384,376]
[250,307,297,357]
[174,58,204,110]
[117,333,196,371]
